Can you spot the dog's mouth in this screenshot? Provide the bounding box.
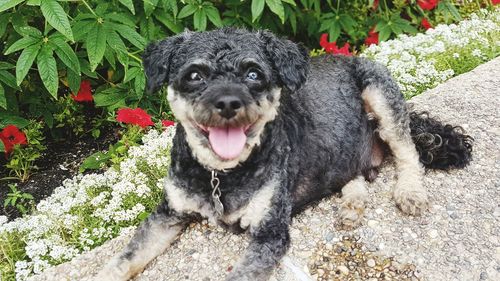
[196,123,253,160]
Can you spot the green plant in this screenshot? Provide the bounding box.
[53,95,86,137]
[0,1,492,126]
[2,183,34,215]
[80,124,145,172]
[4,120,46,182]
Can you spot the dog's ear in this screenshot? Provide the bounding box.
[259,30,309,92]
[143,32,190,92]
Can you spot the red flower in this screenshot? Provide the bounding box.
[421,18,433,30]
[373,0,379,10]
[364,28,379,46]
[0,125,27,155]
[417,0,439,11]
[493,0,500,4]
[319,34,352,56]
[116,108,155,128]
[319,33,330,49]
[71,80,93,102]
[161,120,175,128]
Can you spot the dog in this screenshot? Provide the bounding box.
[96,28,472,281]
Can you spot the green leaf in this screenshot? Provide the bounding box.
[124,67,141,83]
[80,59,98,78]
[80,151,111,172]
[4,37,40,55]
[72,19,95,41]
[438,1,461,22]
[26,0,40,5]
[50,37,80,73]
[67,68,81,94]
[93,87,126,107]
[328,23,341,43]
[109,23,146,49]
[0,84,6,109]
[0,0,25,13]
[251,0,265,22]
[178,4,197,19]
[193,9,207,31]
[106,13,136,27]
[0,62,14,70]
[0,115,29,128]
[106,30,128,55]
[104,47,116,69]
[163,0,178,18]
[86,23,107,71]
[16,43,41,85]
[266,0,285,24]
[40,0,74,42]
[339,14,356,34]
[118,0,135,15]
[37,44,59,99]
[137,211,149,221]
[319,19,334,32]
[0,136,4,152]
[0,14,9,37]
[144,0,159,16]
[154,12,183,34]
[11,16,42,38]
[0,70,20,90]
[282,0,296,5]
[376,23,392,42]
[205,6,222,28]
[285,5,296,34]
[134,72,145,100]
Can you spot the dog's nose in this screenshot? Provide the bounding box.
[214,96,242,119]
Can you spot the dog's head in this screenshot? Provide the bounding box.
[143,28,309,170]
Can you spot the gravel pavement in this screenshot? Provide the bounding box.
[31,57,500,281]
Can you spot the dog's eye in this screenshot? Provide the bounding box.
[188,72,203,82]
[246,71,259,81]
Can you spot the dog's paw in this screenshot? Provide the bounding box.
[338,197,365,229]
[93,260,130,281]
[394,183,429,216]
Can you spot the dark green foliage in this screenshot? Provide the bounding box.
[0,0,492,134]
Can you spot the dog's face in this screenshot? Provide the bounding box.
[143,28,309,170]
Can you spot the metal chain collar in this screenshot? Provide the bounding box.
[211,171,224,216]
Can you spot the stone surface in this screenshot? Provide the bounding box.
[30,57,500,281]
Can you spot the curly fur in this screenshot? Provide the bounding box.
[97,28,474,281]
[410,111,473,170]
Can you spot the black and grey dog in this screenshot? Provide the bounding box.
[97,28,472,280]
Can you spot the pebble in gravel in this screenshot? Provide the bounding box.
[308,235,420,281]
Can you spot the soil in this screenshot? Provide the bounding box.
[0,128,118,221]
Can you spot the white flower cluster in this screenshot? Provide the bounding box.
[0,126,176,280]
[361,9,500,98]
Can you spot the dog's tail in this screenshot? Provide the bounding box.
[409,111,473,170]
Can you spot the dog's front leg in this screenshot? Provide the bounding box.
[95,201,189,281]
[226,197,291,281]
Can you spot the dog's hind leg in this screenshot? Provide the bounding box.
[339,176,368,228]
[361,86,428,215]
[95,201,189,281]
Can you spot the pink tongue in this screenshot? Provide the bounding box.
[208,127,247,160]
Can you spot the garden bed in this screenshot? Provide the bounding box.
[0,129,117,220]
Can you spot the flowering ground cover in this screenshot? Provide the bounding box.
[362,9,499,98]
[0,9,499,281]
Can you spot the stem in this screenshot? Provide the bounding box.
[128,52,142,63]
[383,0,390,18]
[81,0,97,17]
